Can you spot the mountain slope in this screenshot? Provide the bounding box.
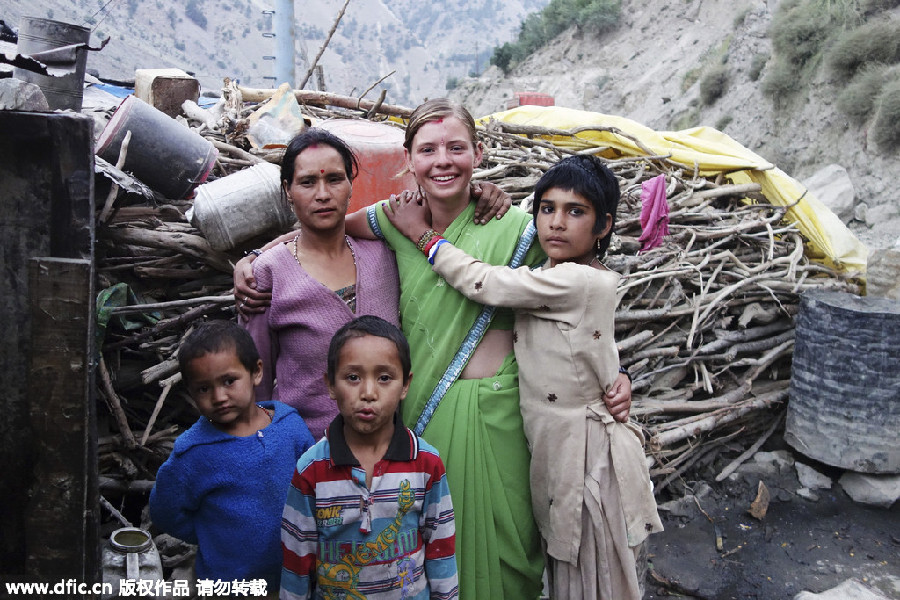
[452,0,900,250]
[0,0,549,105]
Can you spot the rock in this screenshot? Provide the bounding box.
[796,487,820,502]
[796,463,832,490]
[752,450,795,473]
[802,164,856,223]
[793,577,892,599]
[838,472,900,508]
[0,78,49,111]
[866,249,900,300]
[854,202,871,226]
[657,494,702,519]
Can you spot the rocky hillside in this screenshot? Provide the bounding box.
[452,0,900,252]
[0,0,549,105]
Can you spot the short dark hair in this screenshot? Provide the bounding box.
[531,154,621,258]
[281,127,359,187]
[178,320,261,384]
[326,316,411,384]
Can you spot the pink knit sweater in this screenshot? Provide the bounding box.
[243,237,400,439]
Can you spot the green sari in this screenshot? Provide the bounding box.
[369,202,546,599]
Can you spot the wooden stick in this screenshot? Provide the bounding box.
[109,295,235,315]
[103,227,234,272]
[104,302,228,350]
[98,356,137,449]
[141,372,181,446]
[649,389,787,450]
[142,358,179,386]
[715,413,784,482]
[100,495,133,527]
[237,86,413,118]
[99,130,132,224]
[299,0,352,90]
[210,139,264,164]
[99,477,155,494]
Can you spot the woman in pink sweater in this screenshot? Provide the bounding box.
[241,129,401,439]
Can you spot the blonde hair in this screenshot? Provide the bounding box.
[403,98,479,151]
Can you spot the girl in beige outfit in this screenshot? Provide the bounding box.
[385,154,663,599]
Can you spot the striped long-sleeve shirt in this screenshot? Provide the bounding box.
[281,413,458,600]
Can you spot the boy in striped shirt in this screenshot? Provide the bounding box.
[280,315,458,600]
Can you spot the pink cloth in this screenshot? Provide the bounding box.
[242,237,400,439]
[638,174,669,253]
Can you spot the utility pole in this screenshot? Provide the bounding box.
[474,40,479,76]
[274,0,295,87]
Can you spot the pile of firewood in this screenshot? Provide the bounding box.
[93,90,861,508]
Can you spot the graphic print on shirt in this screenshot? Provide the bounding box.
[316,479,417,599]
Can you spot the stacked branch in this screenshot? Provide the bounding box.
[93,90,860,500]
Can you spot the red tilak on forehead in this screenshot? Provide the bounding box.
[321,170,325,173]
[436,118,443,124]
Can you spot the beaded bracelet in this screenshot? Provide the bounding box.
[416,229,437,251]
[618,365,632,383]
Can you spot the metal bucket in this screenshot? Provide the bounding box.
[96,95,218,200]
[786,290,900,473]
[13,17,91,111]
[191,161,294,251]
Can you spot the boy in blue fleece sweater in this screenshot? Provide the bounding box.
[150,320,315,594]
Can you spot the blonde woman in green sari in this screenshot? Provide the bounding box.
[362,99,633,599]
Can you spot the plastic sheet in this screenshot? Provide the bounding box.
[477,105,867,275]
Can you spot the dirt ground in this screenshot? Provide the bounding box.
[643,432,900,600]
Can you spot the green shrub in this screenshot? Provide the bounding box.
[762,59,801,101]
[871,77,900,150]
[682,66,702,92]
[860,0,900,15]
[827,20,900,80]
[836,65,888,122]
[700,65,729,105]
[446,76,459,91]
[763,0,857,98]
[671,107,700,131]
[490,0,621,73]
[577,0,621,32]
[733,7,752,29]
[716,115,734,130]
[770,1,834,67]
[185,0,207,29]
[749,53,768,81]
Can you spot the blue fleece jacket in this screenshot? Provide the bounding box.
[150,400,315,588]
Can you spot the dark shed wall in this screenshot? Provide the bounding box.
[0,111,96,585]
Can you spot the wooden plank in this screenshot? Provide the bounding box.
[25,258,97,593]
[0,111,95,578]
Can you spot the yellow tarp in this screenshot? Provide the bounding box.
[477,105,867,275]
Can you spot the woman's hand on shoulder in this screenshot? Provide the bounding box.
[604,372,632,422]
[384,190,432,243]
[234,254,272,320]
[471,182,511,225]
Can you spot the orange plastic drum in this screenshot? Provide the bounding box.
[317,119,417,213]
